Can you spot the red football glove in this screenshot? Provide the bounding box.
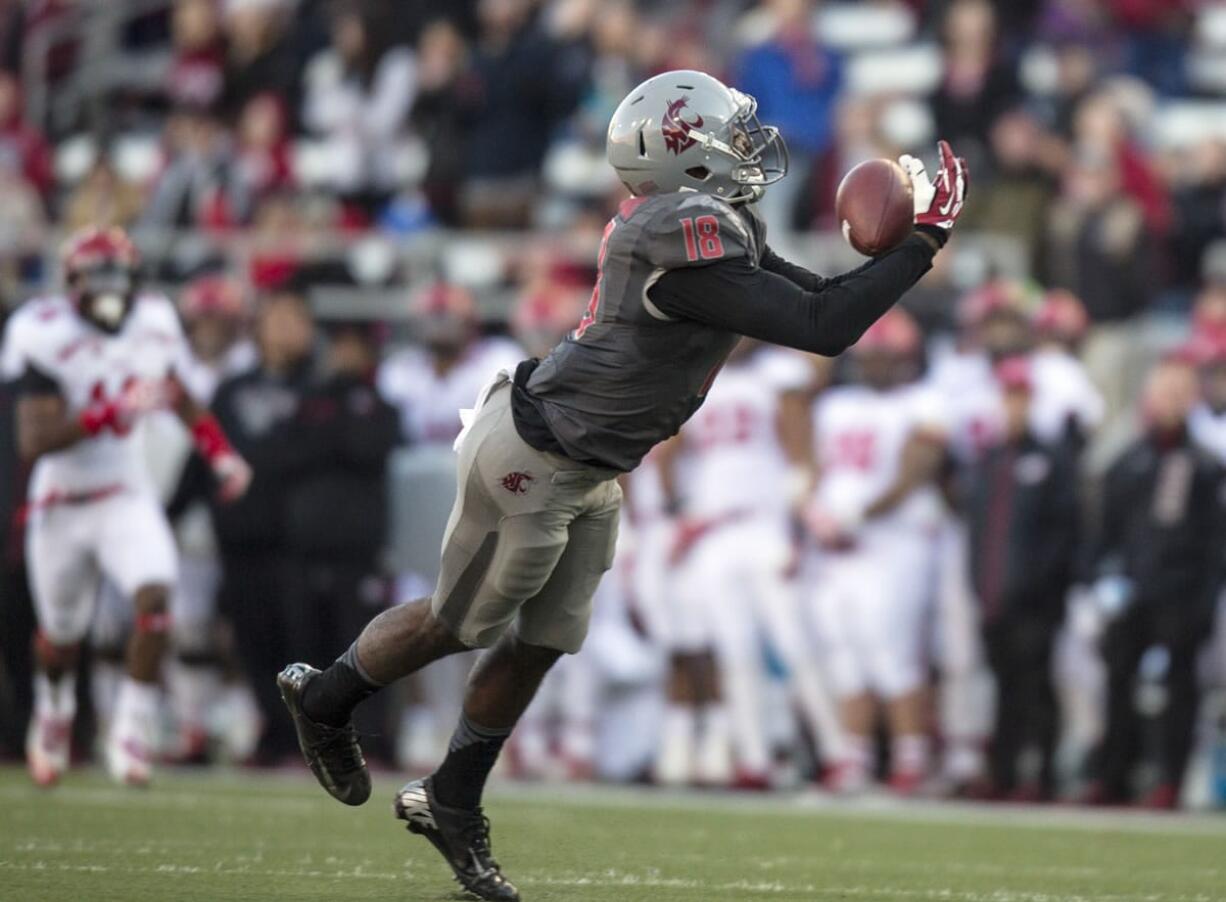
[899,140,968,231]
[78,377,168,437]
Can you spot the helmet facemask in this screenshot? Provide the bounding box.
[73,263,136,334]
[699,91,789,203]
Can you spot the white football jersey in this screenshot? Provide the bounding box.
[177,338,257,405]
[926,348,1003,465]
[1029,347,1104,445]
[1191,403,1226,465]
[813,381,946,534]
[927,346,1104,464]
[681,350,809,520]
[378,337,524,447]
[0,293,193,500]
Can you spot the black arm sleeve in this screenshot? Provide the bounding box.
[650,233,937,357]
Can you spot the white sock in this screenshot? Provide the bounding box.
[846,733,873,777]
[697,706,733,784]
[723,665,770,776]
[893,733,930,776]
[655,705,696,784]
[114,678,160,731]
[34,671,76,721]
[169,663,221,735]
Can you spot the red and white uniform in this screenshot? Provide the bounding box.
[809,382,945,699]
[670,352,805,649]
[1,293,187,644]
[377,337,524,447]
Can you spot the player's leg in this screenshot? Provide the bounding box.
[95,492,178,785]
[395,483,619,902]
[25,506,99,787]
[871,535,933,795]
[167,555,223,762]
[88,580,130,747]
[811,552,874,793]
[706,525,771,788]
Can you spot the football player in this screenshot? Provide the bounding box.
[668,342,845,789]
[1,227,250,787]
[806,309,947,794]
[279,70,966,900]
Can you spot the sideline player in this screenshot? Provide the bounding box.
[806,309,946,794]
[1,228,250,787]
[279,70,966,900]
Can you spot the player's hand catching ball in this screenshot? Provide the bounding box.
[898,140,968,232]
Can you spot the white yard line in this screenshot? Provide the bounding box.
[0,860,1219,902]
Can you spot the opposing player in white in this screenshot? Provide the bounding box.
[807,309,946,794]
[672,343,845,788]
[1,228,250,787]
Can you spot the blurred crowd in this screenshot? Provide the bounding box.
[0,0,1225,809]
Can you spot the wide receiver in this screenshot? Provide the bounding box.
[1,227,250,786]
[278,69,966,901]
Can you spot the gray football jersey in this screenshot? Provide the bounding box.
[524,191,766,472]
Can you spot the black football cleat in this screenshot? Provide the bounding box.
[394,777,520,901]
[277,663,371,806]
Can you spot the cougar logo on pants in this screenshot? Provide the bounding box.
[500,472,534,495]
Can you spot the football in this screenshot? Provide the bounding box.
[835,158,915,257]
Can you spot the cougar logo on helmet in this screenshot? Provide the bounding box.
[662,97,703,155]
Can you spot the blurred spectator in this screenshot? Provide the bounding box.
[63,158,143,231]
[1072,89,1170,236]
[1045,148,1153,419]
[1189,330,1226,466]
[929,0,1019,176]
[142,104,252,231]
[455,0,589,227]
[208,288,317,763]
[177,275,257,403]
[960,107,1057,270]
[1086,358,1225,808]
[279,320,399,756]
[0,2,23,74]
[167,0,226,109]
[301,1,416,203]
[736,0,841,234]
[221,0,298,121]
[410,19,472,226]
[0,304,34,760]
[966,356,1079,800]
[0,71,52,203]
[234,92,294,200]
[1167,140,1226,293]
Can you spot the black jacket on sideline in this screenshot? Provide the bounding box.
[966,433,1080,623]
[281,373,401,561]
[199,361,316,553]
[1089,428,1225,616]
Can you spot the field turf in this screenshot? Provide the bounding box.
[1,766,1223,902]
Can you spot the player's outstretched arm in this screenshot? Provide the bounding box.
[15,370,166,461]
[650,141,967,356]
[167,376,252,503]
[16,392,89,461]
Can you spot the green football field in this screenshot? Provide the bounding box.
[1,767,1224,902]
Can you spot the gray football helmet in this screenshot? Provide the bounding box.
[607,69,788,204]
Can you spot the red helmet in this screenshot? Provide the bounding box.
[853,308,922,356]
[1034,289,1089,343]
[62,226,140,280]
[61,226,141,333]
[180,275,247,320]
[957,280,1029,330]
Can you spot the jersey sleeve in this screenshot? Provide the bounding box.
[643,194,754,271]
[1,307,60,394]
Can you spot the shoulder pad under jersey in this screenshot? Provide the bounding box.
[638,192,757,271]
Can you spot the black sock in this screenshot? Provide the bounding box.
[431,713,512,811]
[301,643,383,727]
